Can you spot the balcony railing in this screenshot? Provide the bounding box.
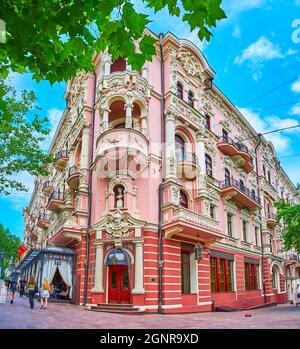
[219,135,250,157]
[266,212,277,221]
[175,150,198,164]
[219,177,261,205]
[47,191,65,205]
[38,212,49,221]
[55,150,68,160]
[68,165,79,177]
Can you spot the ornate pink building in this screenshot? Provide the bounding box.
[21,30,300,313]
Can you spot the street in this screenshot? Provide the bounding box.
[0,296,300,329]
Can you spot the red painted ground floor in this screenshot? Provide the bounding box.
[68,230,287,313]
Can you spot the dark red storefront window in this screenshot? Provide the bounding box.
[210,256,234,292]
[244,262,259,290]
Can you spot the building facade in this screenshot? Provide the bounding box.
[22,31,300,313]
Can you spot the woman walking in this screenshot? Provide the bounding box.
[27,276,37,309]
[40,278,50,309]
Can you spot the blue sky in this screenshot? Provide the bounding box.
[1,0,300,239]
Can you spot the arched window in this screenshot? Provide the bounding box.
[176,82,183,99]
[110,57,126,73]
[205,154,213,177]
[175,134,185,161]
[188,91,194,107]
[180,191,188,209]
[225,168,231,185]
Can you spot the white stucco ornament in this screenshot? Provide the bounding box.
[105,210,131,239]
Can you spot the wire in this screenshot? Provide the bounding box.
[240,124,300,142]
[245,77,298,107]
[252,101,299,113]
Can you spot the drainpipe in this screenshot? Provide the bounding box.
[83,69,97,306]
[255,134,267,304]
[158,33,166,314]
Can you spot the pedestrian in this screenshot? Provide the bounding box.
[19,279,26,298]
[27,276,38,309]
[40,278,50,309]
[7,278,17,304]
[294,284,300,306]
[0,280,7,303]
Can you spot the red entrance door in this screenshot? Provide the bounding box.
[108,265,130,304]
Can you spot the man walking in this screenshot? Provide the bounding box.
[7,278,17,304]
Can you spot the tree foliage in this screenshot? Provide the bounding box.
[275,200,300,253]
[0,0,226,194]
[0,0,226,83]
[0,79,53,194]
[0,224,21,278]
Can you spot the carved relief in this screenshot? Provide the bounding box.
[105,210,132,239]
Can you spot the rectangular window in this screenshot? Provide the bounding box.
[242,221,247,242]
[227,214,233,237]
[181,251,191,294]
[205,114,211,130]
[210,206,215,219]
[210,256,234,292]
[255,227,259,246]
[210,257,217,292]
[222,129,229,142]
[244,262,259,290]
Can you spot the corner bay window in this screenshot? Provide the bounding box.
[244,261,259,290]
[210,254,234,292]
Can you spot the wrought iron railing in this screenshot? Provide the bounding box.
[219,135,253,164]
[266,212,277,221]
[219,177,261,204]
[48,190,65,205]
[68,165,80,177]
[55,150,68,160]
[175,150,198,165]
[38,212,49,221]
[42,181,53,190]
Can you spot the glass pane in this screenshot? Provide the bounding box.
[181,252,191,294]
[227,261,234,291]
[210,258,217,292]
[111,271,117,289]
[122,270,129,289]
[220,259,225,292]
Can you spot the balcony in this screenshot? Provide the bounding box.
[42,181,53,196]
[285,254,300,265]
[217,136,254,174]
[260,177,278,201]
[67,166,80,190]
[47,191,65,212]
[36,213,50,229]
[95,128,148,179]
[219,177,261,209]
[265,212,278,228]
[176,150,199,180]
[163,207,223,244]
[54,150,69,171]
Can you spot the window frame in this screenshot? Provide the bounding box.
[176,82,184,99]
[205,154,213,177]
[181,250,191,294]
[188,90,194,107]
[244,262,259,290]
[210,256,235,293]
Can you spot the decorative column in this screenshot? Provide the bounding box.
[92,233,104,293]
[132,240,145,294]
[125,104,133,129]
[101,108,109,133]
[78,126,90,193]
[141,116,147,136]
[165,112,176,179]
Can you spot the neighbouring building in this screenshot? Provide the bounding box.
[20,30,300,313]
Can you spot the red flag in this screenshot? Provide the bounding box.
[18,244,29,261]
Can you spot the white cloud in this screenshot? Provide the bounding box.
[290,102,300,116]
[232,25,241,38]
[235,36,283,65]
[291,77,300,93]
[239,107,300,153]
[223,0,267,18]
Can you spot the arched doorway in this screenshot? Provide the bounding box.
[106,248,131,304]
